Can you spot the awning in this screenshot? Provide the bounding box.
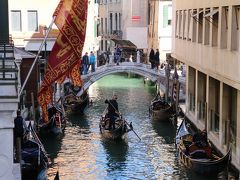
[204,9,219,17]
[191,10,203,17]
[111,39,137,49]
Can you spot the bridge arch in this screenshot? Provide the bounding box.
[75,62,185,97]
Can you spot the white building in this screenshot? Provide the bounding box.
[172,0,240,171]
[97,0,148,53]
[158,1,172,62]
[8,0,98,57]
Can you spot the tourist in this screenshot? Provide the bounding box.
[149,48,155,69]
[89,51,96,72]
[114,45,122,65]
[82,52,89,74]
[137,50,140,63]
[154,49,160,70]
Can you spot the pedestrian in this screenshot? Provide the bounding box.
[154,49,160,70]
[106,49,110,64]
[137,50,140,63]
[149,48,155,69]
[115,45,121,65]
[14,109,28,146]
[89,51,96,72]
[82,52,89,74]
[105,94,119,130]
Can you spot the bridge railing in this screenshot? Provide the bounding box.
[73,62,186,97]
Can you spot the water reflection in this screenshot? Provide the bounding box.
[101,139,128,172]
[151,119,177,144]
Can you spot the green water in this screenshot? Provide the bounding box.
[41,73,234,180]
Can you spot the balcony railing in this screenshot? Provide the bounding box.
[0,43,18,81]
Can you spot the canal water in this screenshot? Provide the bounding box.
[42,73,234,180]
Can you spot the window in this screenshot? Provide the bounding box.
[110,13,113,34]
[115,13,118,30]
[231,6,240,51]
[28,10,38,31]
[192,9,197,42]
[119,13,121,30]
[212,8,219,46]
[163,4,172,28]
[175,11,179,37]
[101,18,103,34]
[204,8,210,45]
[105,18,107,34]
[197,9,203,43]
[163,5,168,28]
[209,77,220,133]
[11,10,21,31]
[187,9,192,41]
[220,7,228,49]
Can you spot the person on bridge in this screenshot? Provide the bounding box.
[89,51,96,72]
[149,48,155,69]
[105,94,119,130]
[114,45,122,65]
[154,49,160,70]
[82,52,89,74]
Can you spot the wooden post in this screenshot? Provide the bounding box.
[226,119,230,149]
[15,138,21,163]
[176,81,180,113]
[165,64,170,102]
[31,92,36,126]
[205,102,208,130]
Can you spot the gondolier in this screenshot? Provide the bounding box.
[105,94,119,130]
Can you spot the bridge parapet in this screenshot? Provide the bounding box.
[74,62,186,97]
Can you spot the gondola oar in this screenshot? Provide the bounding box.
[124,118,141,141]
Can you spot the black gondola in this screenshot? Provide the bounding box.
[21,122,48,179]
[38,105,67,135]
[99,109,132,140]
[149,93,174,121]
[63,82,89,114]
[176,119,231,175]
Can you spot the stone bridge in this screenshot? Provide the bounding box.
[75,62,186,97]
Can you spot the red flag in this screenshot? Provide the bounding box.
[38,0,88,121]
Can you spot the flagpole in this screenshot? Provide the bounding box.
[19,16,56,97]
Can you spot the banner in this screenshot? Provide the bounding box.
[38,0,88,121]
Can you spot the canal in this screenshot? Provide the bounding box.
[42,73,232,180]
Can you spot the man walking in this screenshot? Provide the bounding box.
[82,52,89,74]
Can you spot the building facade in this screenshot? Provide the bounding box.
[172,0,240,171]
[158,1,172,62]
[97,0,148,54]
[8,0,98,57]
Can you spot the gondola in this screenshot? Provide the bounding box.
[63,82,89,114]
[21,122,48,180]
[176,119,231,175]
[149,93,174,121]
[38,105,67,135]
[99,110,132,140]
